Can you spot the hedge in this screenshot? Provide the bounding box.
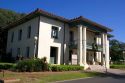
[0,60,83,72]
[110,64,125,69]
[16,58,48,72]
[0,63,15,70]
[49,65,83,71]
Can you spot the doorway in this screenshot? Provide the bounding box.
[50,47,58,64]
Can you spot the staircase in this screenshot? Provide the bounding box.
[89,65,106,71]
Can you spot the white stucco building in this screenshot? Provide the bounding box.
[6,9,112,69]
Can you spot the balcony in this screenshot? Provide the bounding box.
[87,43,102,52]
[69,40,102,51]
[69,40,77,49]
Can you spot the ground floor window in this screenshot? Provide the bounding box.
[26,46,30,58]
[50,47,58,64]
[69,50,73,61]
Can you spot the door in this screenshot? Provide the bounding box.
[50,47,58,64]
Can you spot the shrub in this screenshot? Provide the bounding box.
[16,58,49,72]
[110,64,125,69]
[49,65,83,71]
[0,63,15,70]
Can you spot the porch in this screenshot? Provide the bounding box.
[68,24,109,70]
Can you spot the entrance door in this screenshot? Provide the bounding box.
[50,47,58,64]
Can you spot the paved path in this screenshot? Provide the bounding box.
[56,69,125,83]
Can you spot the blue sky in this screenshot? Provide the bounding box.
[0,0,125,42]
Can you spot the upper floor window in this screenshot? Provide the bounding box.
[70,31,74,42]
[27,26,31,38]
[11,32,14,43]
[51,26,58,39]
[18,29,22,41]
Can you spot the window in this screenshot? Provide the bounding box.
[70,31,74,42]
[18,29,22,41]
[26,46,30,58]
[11,32,14,43]
[27,26,31,38]
[51,26,58,39]
[17,48,20,56]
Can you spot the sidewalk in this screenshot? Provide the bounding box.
[86,68,125,75]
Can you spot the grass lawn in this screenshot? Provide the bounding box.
[110,64,125,69]
[0,71,103,83]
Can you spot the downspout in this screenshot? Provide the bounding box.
[63,23,66,64]
[36,16,40,58]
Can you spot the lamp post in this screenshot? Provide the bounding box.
[34,35,38,59]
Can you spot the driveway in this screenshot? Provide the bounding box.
[56,69,125,83]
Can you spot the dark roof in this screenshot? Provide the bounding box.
[4,8,69,30]
[70,16,112,32]
[4,8,112,32]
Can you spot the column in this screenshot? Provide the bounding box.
[105,34,110,69]
[101,33,105,65]
[82,26,87,69]
[96,36,102,62]
[98,37,102,62]
[77,25,83,66]
[96,36,99,62]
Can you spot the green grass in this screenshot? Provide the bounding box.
[110,64,125,69]
[0,71,103,83]
[39,72,102,83]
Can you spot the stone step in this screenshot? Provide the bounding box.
[89,65,106,70]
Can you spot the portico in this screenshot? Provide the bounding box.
[69,20,110,70]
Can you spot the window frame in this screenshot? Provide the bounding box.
[18,29,22,41]
[27,26,31,39]
[26,46,30,58]
[11,32,14,43]
[17,48,20,56]
[51,26,58,39]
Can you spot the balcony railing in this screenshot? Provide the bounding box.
[69,40,102,51]
[87,43,102,51]
[69,40,77,49]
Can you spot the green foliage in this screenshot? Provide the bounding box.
[0,63,15,70]
[110,64,125,69]
[0,8,26,28]
[16,58,48,72]
[110,39,125,62]
[49,65,83,71]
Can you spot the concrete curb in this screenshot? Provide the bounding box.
[50,77,94,83]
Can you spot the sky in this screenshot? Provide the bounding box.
[0,0,125,42]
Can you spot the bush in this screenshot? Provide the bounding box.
[0,63,15,70]
[16,58,48,72]
[49,65,83,71]
[110,64,125,69]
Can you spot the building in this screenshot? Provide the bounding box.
[5,9,112,69]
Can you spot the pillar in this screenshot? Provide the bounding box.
[101,33,105,65]
[77,25,83,66]
[82,26,87,68]
[105,34,110,69]
[96,36,101,62]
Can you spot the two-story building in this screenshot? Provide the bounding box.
[5,9,112,69]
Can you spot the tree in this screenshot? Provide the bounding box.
[0,8,26,28]
[0,8,26,56]
[110,39,125,62]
